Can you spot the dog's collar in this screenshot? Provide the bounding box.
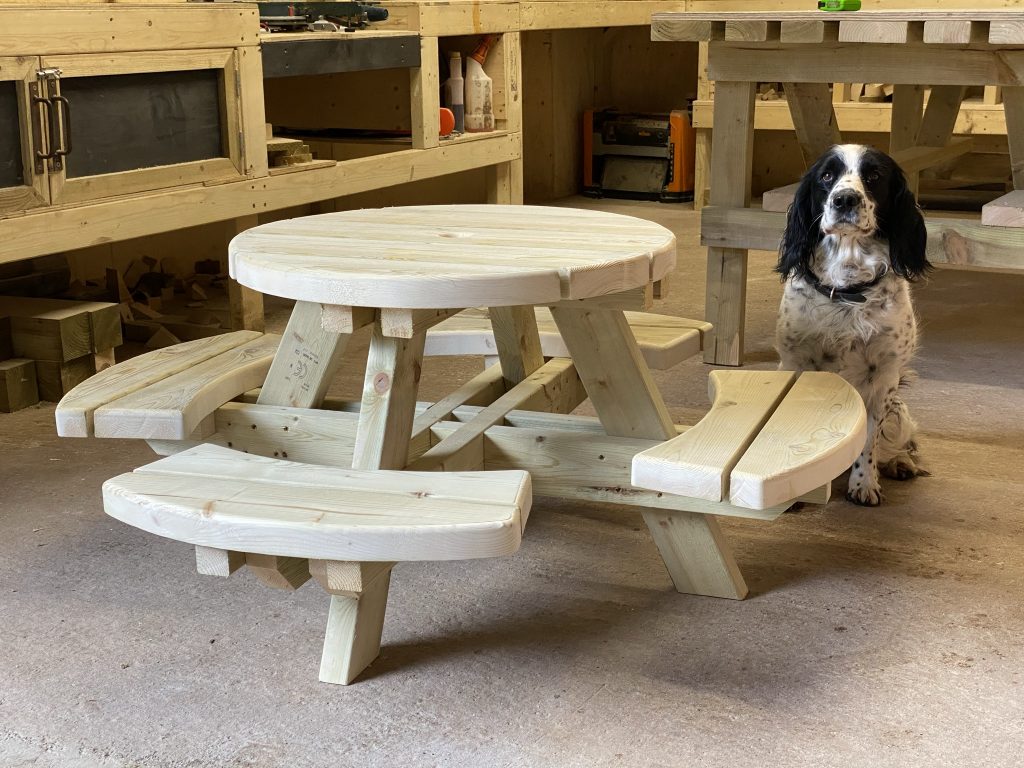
[805,271,886,304]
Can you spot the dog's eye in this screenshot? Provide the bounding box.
[821,172,834,183]
[866,171,880,182]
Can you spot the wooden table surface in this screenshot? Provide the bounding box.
[229,205,676,308]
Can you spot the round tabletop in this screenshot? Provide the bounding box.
[229,205,676,309]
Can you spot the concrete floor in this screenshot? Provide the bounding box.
[2,199,1023,767]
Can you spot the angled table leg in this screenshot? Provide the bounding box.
[319,317,426,684]
[549,305,748,600]
[488,305,544,389]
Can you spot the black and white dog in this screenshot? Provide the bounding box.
[775,144,930,506]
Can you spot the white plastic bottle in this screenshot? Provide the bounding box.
[465,35,498,132]
[444,52,465,133]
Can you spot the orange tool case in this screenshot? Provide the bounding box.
[582,108,696,203]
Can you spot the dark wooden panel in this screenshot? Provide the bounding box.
[0,82,24,189]
[61,69,224,178]
[262,35,419,78]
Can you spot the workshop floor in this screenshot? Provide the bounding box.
[2,199,1023,768]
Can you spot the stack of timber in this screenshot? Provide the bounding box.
[0,297,123,407]
[267,136,315,168]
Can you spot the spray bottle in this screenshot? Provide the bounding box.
[465,34,498,132]
[444,51,465,134]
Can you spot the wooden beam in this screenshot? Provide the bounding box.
[700,205,1024,273]
[783,82,841,166]
[1001,86,1024,189]
[488,305,545,389]
[892,138,974,174]
[981,190,1024,227]
[704,79,755,366]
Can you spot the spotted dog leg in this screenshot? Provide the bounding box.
[877,393,925,480]
[847,404,884,507]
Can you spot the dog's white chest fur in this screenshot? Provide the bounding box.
[776,273,917,392]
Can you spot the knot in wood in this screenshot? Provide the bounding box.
[373,372,391,394]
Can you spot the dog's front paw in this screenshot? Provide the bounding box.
[880,457,920,481]
[846,483,883,507]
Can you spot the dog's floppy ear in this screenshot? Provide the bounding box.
[881,162,931,281]
[776,157,826,281]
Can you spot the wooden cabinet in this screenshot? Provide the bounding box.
[0,5,265,213]
[0,56,49,214]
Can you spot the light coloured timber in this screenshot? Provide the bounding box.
[729,372,867,510]
[783,82,842,165]
[351,325,426,471]
[2,133,523,267]
[194,545,245,578]
[549,308,675,438]
[1001,86,1024,188]
[206,400,830,523]
[229,206,675,309]
[309,560,395,597]
[488,305,545,388]
[892,138,974,175]
[706,45,1024,88]
[226,217,265,332]
[0,5,260,55]
[378,307,461,339]
[704,79,755,366]
[700,206,1024,273]
[632,371,797,503]
[548,304,747,600]
[410,36,441,150]
[425,307,709,370]
[981,190,1024,226]
[319,569,392,685]
[258,302,349,409]
[55,330,263,437]
[244,553,311,591]
[411,364,508,439]
[407,357,583,472]
[320,305,377,335]
[102,444,533,563]
[762,183,799,214]
[91,334,280,440]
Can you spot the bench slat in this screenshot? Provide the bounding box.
[729,372,867,510]
[102,444,532,562]
[425,308,709,370]
[93,334,281,440]
[56,330,264,437]
[630,371,797,501]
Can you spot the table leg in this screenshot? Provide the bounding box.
[890,85,926,197]
[489,305,544,388]
[257,301,357,409]
[318,320,426,684]
[549,306,747,599]
[704,80,755,366]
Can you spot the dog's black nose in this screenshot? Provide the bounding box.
[831,190,862,211]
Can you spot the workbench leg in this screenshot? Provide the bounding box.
[487,159,524,205]
[411,37,440,150]
[693,42,713,211]
[917,85,966,181]
[782,82,841,167]
[1001,87,1024,190]
[890,84,925,197]
[550,307,747,599]
[225,216,264,332]
[704,80,755,366]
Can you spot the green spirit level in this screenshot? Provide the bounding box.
[818,0,861,10]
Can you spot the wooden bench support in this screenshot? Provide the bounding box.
[102,444,532,684]
[642,511,747,600]
[314,561,394,685]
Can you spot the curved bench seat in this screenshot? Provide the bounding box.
[425,307,710,370]
[103,444,532,562]
[103,443,533,685]
[631,370,867,511]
